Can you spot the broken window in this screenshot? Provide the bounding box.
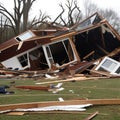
[75,13,102,31]
[29,47,48,70]
[74,24,120,61]
[18,54,28,68]
[44,39,75,67]
[16,31,35,42]
[46,46,54,64]
[95,57,120,74]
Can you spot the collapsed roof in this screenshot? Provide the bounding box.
[0,12,120,71]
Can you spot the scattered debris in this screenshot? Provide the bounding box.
[58,97,64,102]
[15,85,50,91]
[14,104,92,112]
[95,56,120,75]
[83,111,99,120]
[0,85,14,94]
[15,83,64,93]
[0,12,120,117]
[0,12,120,79]
[1,98,120,115]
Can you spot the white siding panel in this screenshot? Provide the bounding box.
[1,57,23,70]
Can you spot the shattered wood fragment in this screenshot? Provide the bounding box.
[5,111,107,116]
[15,86,50,91]
[7,111,25,116]
[83,51,95,60]
[87,69,111,77]
[83,111,99,120]
[36,76,106,85]
[69,37,81,62]
[108,47,120,57]
[100,26,106,49]
[69,61,95,75]
[96,44,109,55]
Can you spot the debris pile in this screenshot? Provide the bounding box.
[0,13,120,79]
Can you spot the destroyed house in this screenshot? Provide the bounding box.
[0,13,120,71]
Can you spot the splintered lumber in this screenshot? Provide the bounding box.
[1,99,120,112]
[6,111,104,116]
[69,61,95,75]
[6,111,101,116]
[15,86,49,91]
[0,68,46,76]
[83,111,99,120]
[108,47,120,57]
[87,69,112,77]
[36,76,107,85]
[7,112,25,116]
[83,51,95,60]
[96,44,109,55]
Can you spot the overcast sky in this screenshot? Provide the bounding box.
[0,0,120,19]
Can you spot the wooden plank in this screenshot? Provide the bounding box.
[83,111,99,120]
[35,76,105,85]
[15,86,49,91]
[83,51,95,60]
[96,44,109,55]
[87,69,112,77]
[69,37,81,62]
[7,111,25,115]
[6,111,107,116]
[51,31,76,41]
[1,99,120,112]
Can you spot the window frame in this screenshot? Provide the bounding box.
[95,56,120,75]
[15,30,35,42]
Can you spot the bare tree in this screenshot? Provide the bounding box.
[99,9,120,33]
[29,10,51,29]
[0,0,36,35]
[0,0,50,36]
[0,16,7,42]
[22,0,36,31]
[83,0,99,18]
[82,0,120,33]
[53,0,82,27]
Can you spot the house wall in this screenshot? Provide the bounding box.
[1,57,24,70]
[1,45,44,70]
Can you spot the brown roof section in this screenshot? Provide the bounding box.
[0,38,19,52]
[0,35,54,62]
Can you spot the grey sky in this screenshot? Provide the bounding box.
[0,0,120,19]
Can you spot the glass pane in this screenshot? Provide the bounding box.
[18,56,24,61]
[115,67,120,74]
[18,54,28,67]
[49,41,69,65]
[16,31,34,41]
[49,58,54,64]
[46,47,51,57]
[75,13,102,31]
[64,40,74,61]
[102,59,117,70]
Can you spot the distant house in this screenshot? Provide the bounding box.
[0,13,120,71]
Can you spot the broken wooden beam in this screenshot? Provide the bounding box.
[87,69,112,77]
[83,51,95,60]
[1,99,120,112]
[15,86,49,91]
[36,76,107,85]
[83,111,99,120]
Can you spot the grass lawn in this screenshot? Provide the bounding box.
[0,77,120,119]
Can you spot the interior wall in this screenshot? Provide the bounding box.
[29,47,48,70]
[74,26,120,61]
